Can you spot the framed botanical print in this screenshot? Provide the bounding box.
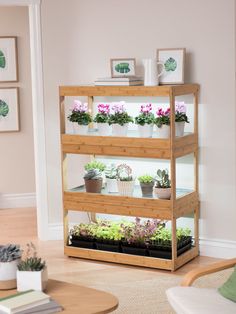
[0,87,19,132]
[0,37,18,82]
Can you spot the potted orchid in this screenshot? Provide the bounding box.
[94,103,111,136]
[109,102,133,136]
[67,100,92,135]
[135,104,155,138]
[155,107,170,138]
[175,101,189,136]
[116,163,135,196]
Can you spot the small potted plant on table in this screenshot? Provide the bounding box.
[69,223,97,249]
[135,104,155,138]
[155,107,170,138]
[138,174,155,197]
[17,242,47,291]
[94,103,111,136]
[0,244,21,290]
[175,101,189,137]
[105,163,118,193]
[109,102,133,137]
[153,169,171,199]
[67,100,92,135]
[116,164,135,196]
[84,160,106,193]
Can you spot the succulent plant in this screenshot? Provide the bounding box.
[105,163,117,179]
[0,244,21,262]
[17,242,46,271]
[84,169,102,180]
[138,174,154,184]
[155,169,171,188]
[84,160,106,172]
[116,164,133,182]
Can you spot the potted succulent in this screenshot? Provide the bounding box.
[69,223,97,249]
[155,107,170,138]
[149,227,192,259]
[95,220,123,252]
[94,103,111,136]
[105,163,118,193]
[175,101,189,137]
[135,104,155,138]
[109,102,133,136]
[153,169,171,199]
[138,174,155,197]
[17,242,47,291]
[0,244,21,290]
[67,100,92,135]
[121,218,162,256]
[116,164,135,196]
[84,160,106,193]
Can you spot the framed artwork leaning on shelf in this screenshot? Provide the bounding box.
[0,37,18,82]
[0,87,19,132]
[157,48,185,85]
[110,58,136,77]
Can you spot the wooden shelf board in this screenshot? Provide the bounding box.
[64,245,173,270]
[175,246,199,270]
[59,84,199,97]
[175,192,199,217]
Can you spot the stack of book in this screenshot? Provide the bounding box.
[0,290,63,314]
[94,76,143,86]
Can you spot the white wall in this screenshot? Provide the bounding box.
[0,6,35,203]
[41,0,236,256]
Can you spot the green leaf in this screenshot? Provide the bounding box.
[0,50,6,68]
[0,99,9,117]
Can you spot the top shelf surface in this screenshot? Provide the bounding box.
[59,84,199,97]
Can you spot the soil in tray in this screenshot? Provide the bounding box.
[70,236,96,249]
[121,242,148,256]
[96,240,121,252]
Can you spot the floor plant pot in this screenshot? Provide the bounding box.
[17,267,48,292]
[175,122,185,137]
[112,123,128,136]
[97,123,111,136]
[70,236,96,249]
[117,180,135,196]
[84,178,103,193]
[0,259,19,290]
[138,124,153,138]
[96,240,120,253]
[106,178,118,193]
[156,125,170,138]
[73,124,89,135]
[121,242,148,256]
[153,187,171,199]
[140,182,154,197]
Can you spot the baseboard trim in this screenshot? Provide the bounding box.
[0,193,36,209]
[199,237,236,258]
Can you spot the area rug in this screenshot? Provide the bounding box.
[51,266,232,314]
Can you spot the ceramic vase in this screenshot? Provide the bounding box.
[17,267,48,292]
[106,178,118,193]
[97,123,111,136]
[0,259,19,290]
[138,124,154,138]
[73,124,89,135]
[156,125,170,139]
[112,124,128,137]
[175,122,185,137]
[153,187,171,200]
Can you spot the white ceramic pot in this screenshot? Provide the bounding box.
[138,124,153,138]
[106,178,118,193]
[175,121,185,137]
[153,187,171,200]
[156,124,170,139]
[97,123,111,136]
[117,180,135,196]
[73,124,89,135]
[112,124,128,137]
[17,267,48,292]
[0,259,19,290]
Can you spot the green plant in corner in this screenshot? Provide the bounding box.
[17,242,46,271]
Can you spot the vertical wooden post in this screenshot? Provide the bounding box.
[60,94,69,247]
[170,91,177,270]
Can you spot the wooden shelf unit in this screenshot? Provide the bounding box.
[59,84,200,271]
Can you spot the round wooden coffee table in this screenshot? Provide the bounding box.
[0,279,119,314]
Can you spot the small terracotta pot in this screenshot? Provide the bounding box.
[153,187,171,199]
[84,179,103,193]
[140,182,154,197]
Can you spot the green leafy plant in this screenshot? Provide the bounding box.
[70,223,97,239]
[67,100,92,125]
[0,244,21,262]
[155,169,171,188]
[116,164,133,182]
[109,103,133,126]
[138,174,154,184]
[84,160,106,172]
[17,242,46,271]
[95,221,123,241]
[93,104,110,123]
[150,227,192,246]
[155,108,170,128]
[105,163,117,179]
[135,104,154,126]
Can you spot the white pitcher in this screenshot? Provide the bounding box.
[143,58,164,86]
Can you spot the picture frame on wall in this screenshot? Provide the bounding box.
[110,58,136,78]
[0,87,19,132]
[157,48,186,84]
[0,36,18,82]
